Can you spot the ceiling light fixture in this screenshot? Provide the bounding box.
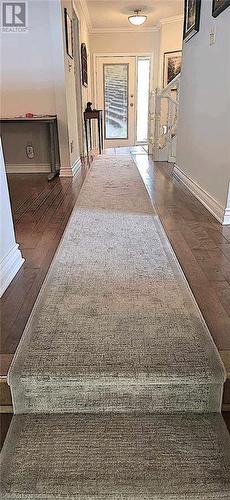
[128,9,147,26]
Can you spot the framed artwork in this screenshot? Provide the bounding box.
[183,0,201,42]
[81,43,88,87]
[163,51,182,87]
[212,0,230,16]
[64,8,73,59]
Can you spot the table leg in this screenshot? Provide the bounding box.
[89,120,92,151]
[98,116,101,154]
[48,122,58,181]
[100,113,104,151]
[84,118,89,157]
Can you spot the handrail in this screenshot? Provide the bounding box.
[161,72,181,96]
[159,95,178,106]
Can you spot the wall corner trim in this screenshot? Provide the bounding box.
[78,0,92,31]
[173,164,227,225]
[59,157,82,178]
[0,243,24,298]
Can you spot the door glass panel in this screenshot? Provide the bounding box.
[104,64,128,140]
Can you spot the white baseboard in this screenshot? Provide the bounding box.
[0,243,25,297]
[174,164,227,225]
[60,158,82,178]
[168,156,176,163]
[0,405,13,413]
[222,404,230,412]
[72,157,82,176]
[6,163,51,174]
[223,208,230,225]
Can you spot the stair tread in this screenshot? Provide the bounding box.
[1,412,230,499]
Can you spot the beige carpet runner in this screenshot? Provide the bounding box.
[1,155,230,498]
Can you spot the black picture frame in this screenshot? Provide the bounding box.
[163,51,182,87]
[64,8,73,59]
[212,0,230,17]
[81,43,88,87]
[183,0,201,42]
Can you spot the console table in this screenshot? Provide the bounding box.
[0,115,60,181]
[84,110,103,156]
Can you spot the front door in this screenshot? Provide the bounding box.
[96,56,136,148]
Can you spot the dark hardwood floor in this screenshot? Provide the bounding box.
[133,154,230,409]
[1,166,87,366]
[134,154,230,353]
[0,150,229,447]
[0,414,12,450]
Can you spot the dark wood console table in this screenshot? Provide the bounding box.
[0,115,60,181]
[84,110,103,156]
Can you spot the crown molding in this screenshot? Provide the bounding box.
[90,26,160,34]
[79,3,183,34]
[159,14,184,26]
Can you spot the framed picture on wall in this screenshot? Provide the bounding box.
[183,0,201,42]
[212,0,230,17]
[64,8,73,59]
[81,43,88,87]
[163,51,182,87]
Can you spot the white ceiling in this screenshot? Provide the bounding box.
[85,0,184,31]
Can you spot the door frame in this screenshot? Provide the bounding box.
[93,53,154,147]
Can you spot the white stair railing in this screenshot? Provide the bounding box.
[148,73,180,163]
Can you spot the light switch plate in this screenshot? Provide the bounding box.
[210,28,216,45]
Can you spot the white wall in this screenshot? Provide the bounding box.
[0,140,24,297]
[1,1,55,117]
[1,0,85,176]
[176,0,230,223]
[90,30,160,91]
[74,0,92,110]
[90,30,158,54]
[49,0,72,174]
[60,0,81,174]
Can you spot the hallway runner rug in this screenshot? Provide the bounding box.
[7,155,225,413]
[1,155,230,499]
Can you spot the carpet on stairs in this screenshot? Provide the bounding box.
[1,413,230,499]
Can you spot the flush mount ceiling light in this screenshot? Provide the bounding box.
[128,9,147,26]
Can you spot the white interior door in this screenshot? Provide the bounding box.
[96,56,136,148]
